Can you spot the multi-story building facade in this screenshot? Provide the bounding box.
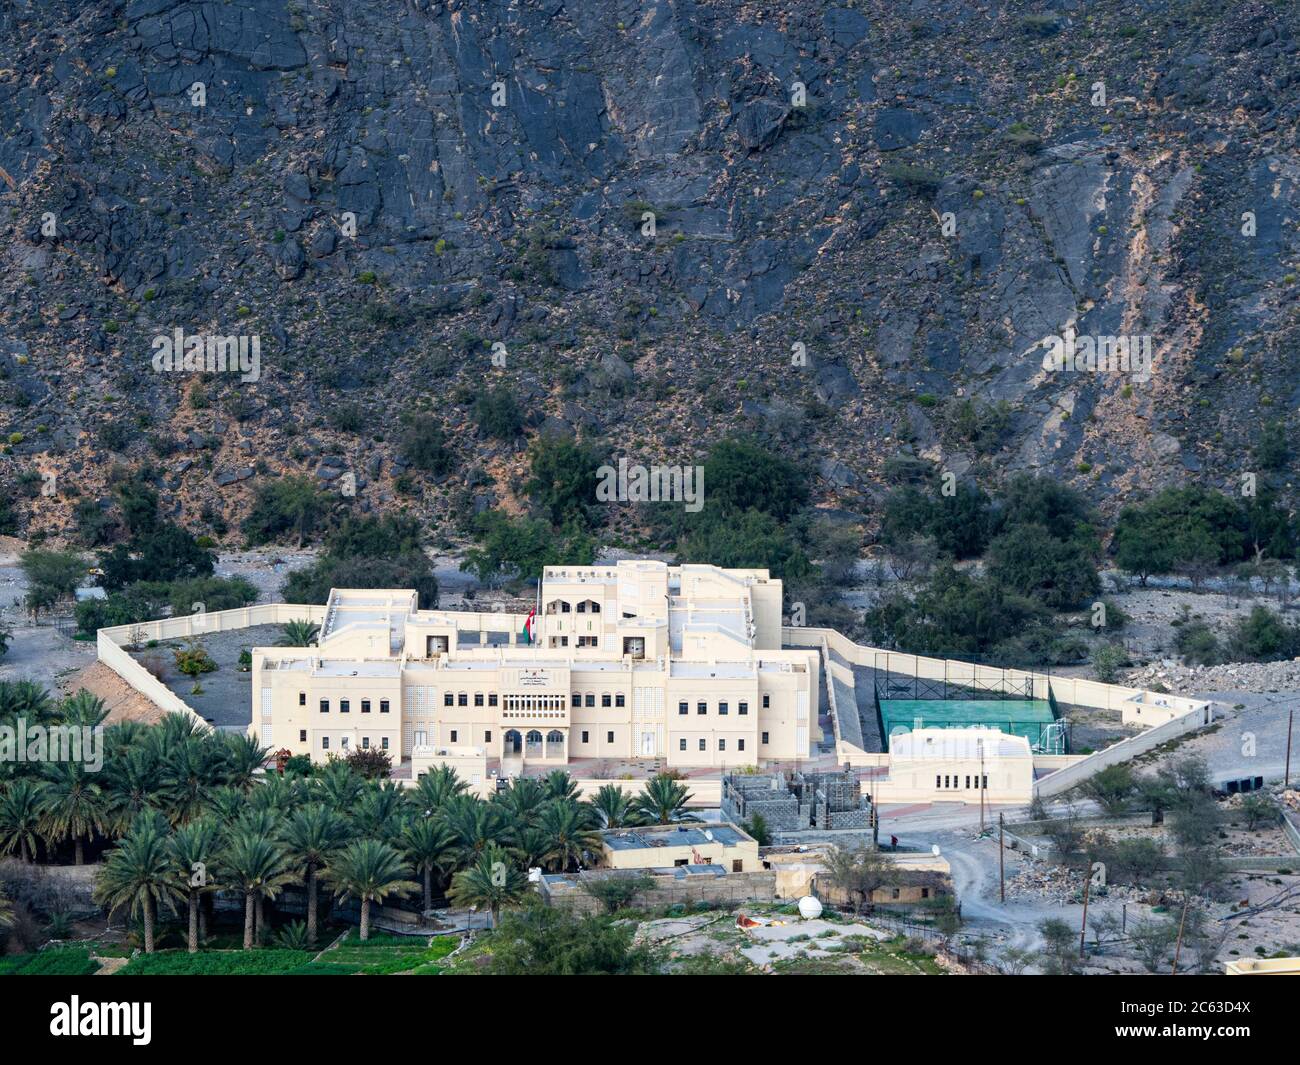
[250,561,819,771]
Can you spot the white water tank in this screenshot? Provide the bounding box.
[798,896,823,920]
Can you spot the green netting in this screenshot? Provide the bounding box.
[879,698,1060,752]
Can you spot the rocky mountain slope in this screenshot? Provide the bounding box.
[1,0,1298,542]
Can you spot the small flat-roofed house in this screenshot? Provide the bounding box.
[598,822,761,873]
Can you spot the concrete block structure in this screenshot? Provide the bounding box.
[249,561,818,772]
[721,767,874,842]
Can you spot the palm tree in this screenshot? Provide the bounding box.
[448,845,530,927]
[537,799,601,872]
[540,770,580,803]
[220,830,296,949]
[443,795,512,864]
[102,745,162,836]
[60,690,109,729]
[0,779,44,862]
[491,776,546,827]
[325,839,418,941]
[590,784,640,829]
[511,825,552,870]
[350,781,407,839]
[202,785,249,827]
[0,886,13,929]
[94,813,182,953]
[315,760,364,811]
[411,765,467,814]
[220,733,270,790]
[277,619,320,647]
[168,819,221,953]
[248,772,306,815]
[282,803,350,945]
[631,774,698,825]
[0,679,56,725]
[38,762,105,864]
[399,817,458,913]
[158,737,222,825]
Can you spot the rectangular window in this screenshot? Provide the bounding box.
[444,692,454,707]
[732,860,743,873]
[698,739,706,751]
[298,692,306,706]
[450,730,458,743]
[340,699,350,714]
[474,693,484,707]
[381,737,389,751]
[738,701,748,716]
[697,701,707,715]
[679,738,687,751]
[965,776,971,789]
[678,701,688,716]
[485,731,492,743]
[718,738,726,751]
[488,694,498,707]
[982,775,988,789]
[457,693,468,707]
[936,775,941,789]
[362,737,370,749]
[361,700,371,714]
[762,695,770,709]
[581,731,589,744]
[319,699,329,713]
[943,776,949,788]
[299,730,306,742]
[322,737,329,750]
[606,731,614,744]
[340,737,349,750]
[573,692,582,706]
[615,694,625,708]
[921,888,930,899]
[762,732,769,744]
[380,700,389,714]
[585,694,595,708]
[738,739,745,751]
[602,693,612,708]
[719,702,729,716]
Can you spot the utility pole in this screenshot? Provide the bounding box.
[1079,874,1091,958]
[998,812,1005,903]
[1171,896,1191,975]
[979,740,986,834]
[1286,709,1294,788]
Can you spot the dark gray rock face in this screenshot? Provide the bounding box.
[0,0,1298,530]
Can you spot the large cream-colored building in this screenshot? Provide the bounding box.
[250,562,818,771]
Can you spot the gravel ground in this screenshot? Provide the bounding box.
[128,623,285,729]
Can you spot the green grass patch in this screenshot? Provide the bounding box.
[0,947,99,976]
[119,949,314,975]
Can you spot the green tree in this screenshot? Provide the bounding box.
[277,619,320,647]
[631,774,698,825]
[0,779,44,862]
[399,817,458,913]
[168,819,221,953]
[94,813,182,954]
[281,803,351,946]
[482,907,662,974]
[448,845,530,927]
[242,476,332,548]
[590,784,640,829]
[325,839,418,941]
[38,762,105,865]
[537,799,601,872]
[823,844,898,914]
[221,830,297,949]
[19,549,85,617]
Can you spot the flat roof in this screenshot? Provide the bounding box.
[603,823,749,851]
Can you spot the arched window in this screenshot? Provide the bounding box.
[547,730,564,744]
